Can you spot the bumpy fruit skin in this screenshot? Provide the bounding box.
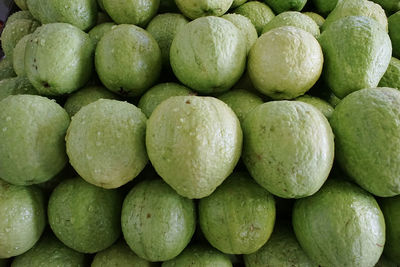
[88,23,116,47]
[0,180,46,258]
[248,26,323,100]
[0,76,38,101]
[175,0,233,19]
[0,58,16,81]
[92,240,157,267]
[5,11,34,26]
[244,223,317,267]
[311,0,342,16]
[162,244,232,267]
[295,95,334,120]
[380,196,400,264]
[25,23,94,96]
[199,172,276,254]
[121,179,196,262]
[14,0,28,10]
[303,12,325,28]
[318,16,392,99]
[11,232,86,267]
[379,57,400,89]
[12,34,31,76]
[170,16,246,94]
[48,178,122,253]
[322,0,388,32]
[146,96,242,199]
[292,179,385,267]
[234,1,275,35]
[0,95,69,185]
[242,101,334,198]
[389,12,400,58]
[103,0,159,26]
[330,88,400,197]
[26,0,97,31]
[231,0,247,8]
[66,99,148,189]
[264,0,307,14]
[95,24,161,97]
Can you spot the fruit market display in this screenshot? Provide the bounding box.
[0,0,400,266]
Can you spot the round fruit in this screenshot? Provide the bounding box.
[295,95,334,120]
[0,95,69,185]
[12,34,31,76]
[66,99,148,189]
[170,16,246,94]
[242,101,334,198]
[175,0,233,19]
[95,24,161,97]
[389,11,400,58]
[0,77,38,102]
[25,23,94,95]
[293,179,385,267]
[379,57,400,90]
[48,178,122,253]
[121,179,196,262]
[264,0,307,14]
[380,196,400,264]
[234,1,275,35]
[11,232,86,266]
[303,12,325,28]
[199,172,276,254]
[318,16,392,99]
[0,179,46,258]
[88,22,116,47]
[5,11,34,26]
[330,87,400,197]
[248,26,323,100]
[146,96,242,199]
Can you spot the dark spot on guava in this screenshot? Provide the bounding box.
[270,126,275,132]
[256,154,262,160]
[43,82,50,88]
[146,213,151,218]
[33,58,36,63]
[186,100,191,104]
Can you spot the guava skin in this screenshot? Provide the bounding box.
[5,11,34,26]
[380,196,400,264]
[175,0,233,19]
[146,96,242,199]
[13,34,31,77]
[0,77,38,101]
[234,1,275,35]
[121,179,196,262]
[293,179,385,267]
[0,58,16,81]
[379,57,400,90]
[295,95,334,120]
[88,23,116,47]
[264,0,307,14]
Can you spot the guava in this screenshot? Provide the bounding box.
[0,76,38,101]
[379,57,400,89]
[14,0,28,10]
[372,0,400,14]
[311,0,342,16]
[12,34,31,76]
[231,0,247,8]
[175,0,233,19]
[264,0,307,14]
[234,1,275,35]
[295,95,334,120]
[5,11,34,26]
[0,58,16,81]
[88,23,116,47]
[303,12,325,28]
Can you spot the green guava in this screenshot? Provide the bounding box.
[11,232,86,266]
[92,240,157,267]
[0,95,69,185]
[63,85,119,117]
[121,179,196,262]
[48,177,122,253]
[380,196,400,264]
[0,76,38,101]
[243,222,317,267]
[199,172,276,254]
[25,23,94,96]
[12,34,31,76]
[102,0,159,26]
[217,89,263,124]
[248,26,323,99]
[26,0,97,31]
[222,13,258,53]
[379,57,400,89]
[322,0,388,31]
[264,0,307,14]
[1,19,39,58]
[330,87,400,197]
[234,1,275,35]
[389,11,400,58]
[0,58,16,81]
[242,101,334,198]
[146,13,189,68]
[146,96,242,199]
[0,179,45,258]
[66,99,148,188]
[138,82,193,118]
[162,244,232,267]
[311,0,342,16]
[175,0,233,19]
[303,12,325,28]
[295,95,334,120]
[95,24,161,97]
[231,0,247,8]
[318,16,392,99]
[14,0,28,10]
[5,11,34,26]
[88,23,116,47]
[262,11,320,37]
[292,179,385,267]
[170,16,246,94]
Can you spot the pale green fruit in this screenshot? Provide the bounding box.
[222,13,258,53]
[5,11,34,26]
[95,24,161,97]
[14,0,28,10]
[25,23,94,96]
[138,82,193,118]
[242,101,334,198]
[175,0,233,19]
[146,96,242,199]
[103,0,159,26]
[318,16,392,98]
[295,95,334,120]
[234,1,275,35]
[66,99,148,189]
[311,0,342,16]
[170,16,246,94]
[0,95,69,185]
[12,34,31,77]
[0,58,16,80]
[330,87,400,197]
[389,12,400,58]
[0,77,38,101]
[264,0,307,14]
[248,26,323,100]
[262,11,320,37]
[0,180,45,258]
[379,57,400,89]
[322,0,388,31]
[146,13,189,68]
[26,0,97,31]
[88,23,116,47]
[303,12,325,28]
[293,179,385,267]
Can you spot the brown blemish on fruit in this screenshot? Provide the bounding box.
[186,100,191,104]
[146,213,151,218]
[43,82,50,88]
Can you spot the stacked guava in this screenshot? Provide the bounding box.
[0,0,400,265]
